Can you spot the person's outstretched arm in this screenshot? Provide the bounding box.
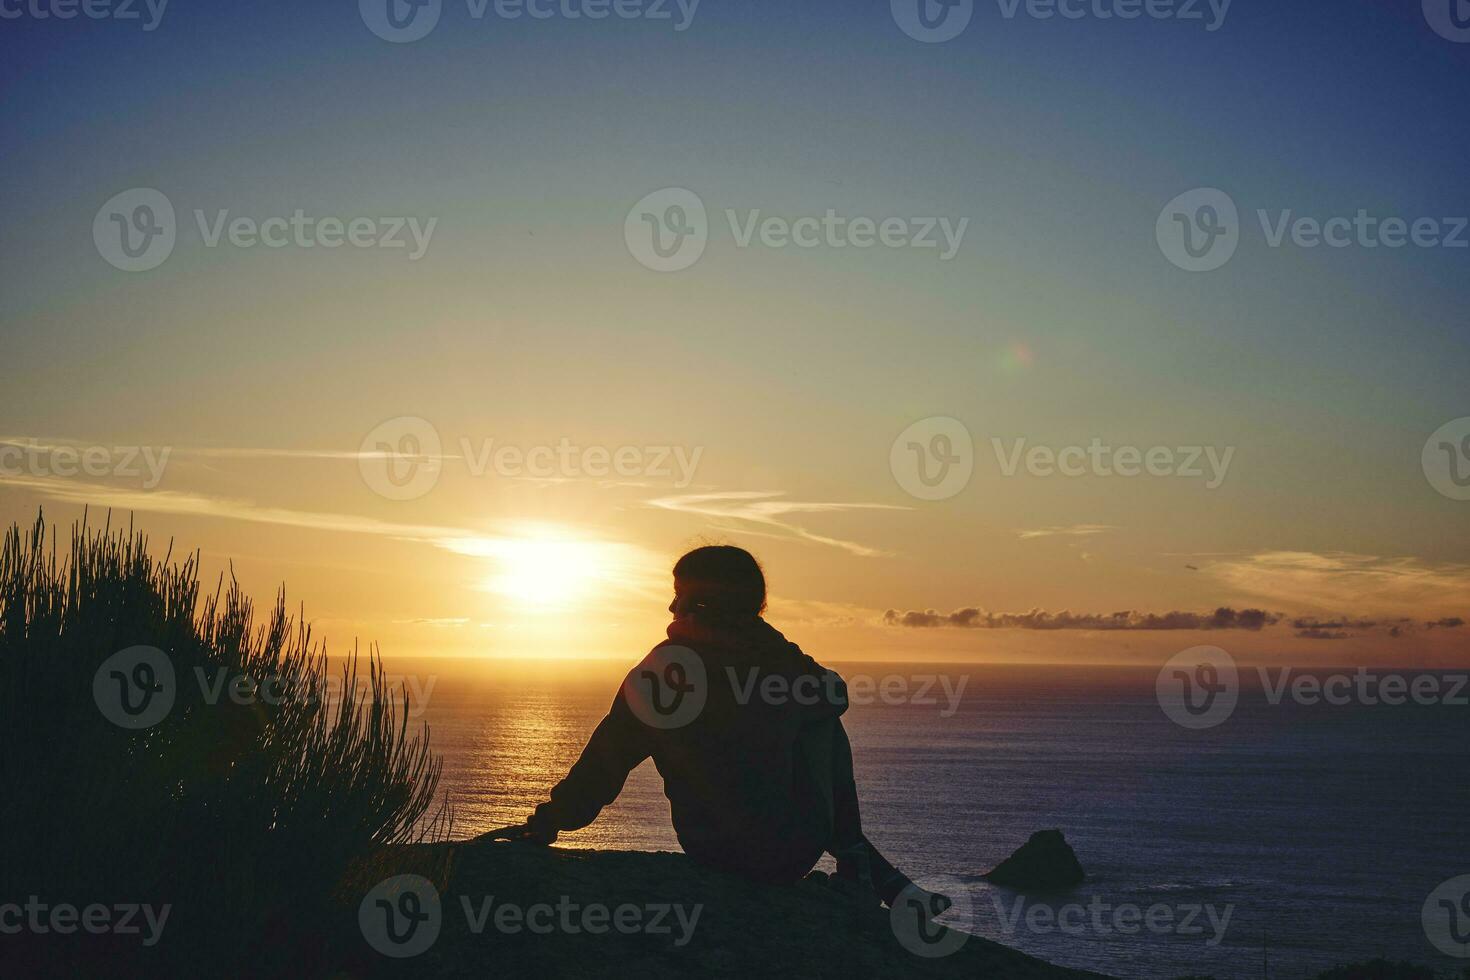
[481,687,653,845]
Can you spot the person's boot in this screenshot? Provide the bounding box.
[877,871,955,916]
[831,842,880,906]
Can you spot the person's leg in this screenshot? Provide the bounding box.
[813,716,873,890]
[798,717,942,908]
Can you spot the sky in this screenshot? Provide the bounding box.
[1,0,1468,666]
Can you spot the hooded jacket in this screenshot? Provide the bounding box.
[526,615,849,881]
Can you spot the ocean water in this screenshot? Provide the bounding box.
[391,658,1469,979]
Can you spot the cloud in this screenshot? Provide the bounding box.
[882,606,1280,631]
[1291,616,1378,630]
[1206,551,1470,618]
[764,596,877,628]
[0,473,665,595]
[882,601,1461,639]
[0,472,455,541]
[1016,524,1116,540]
[1296,628,1349,640]
[1287,614,1466,639]
[646,491,906,557]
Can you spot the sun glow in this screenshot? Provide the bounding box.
[453,524,642,612]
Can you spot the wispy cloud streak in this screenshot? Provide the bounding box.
[646,491,906,557]
[1017,524,1116,540]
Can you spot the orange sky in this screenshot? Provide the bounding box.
[1,425,1466,668]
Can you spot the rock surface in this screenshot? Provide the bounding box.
[364,840,1109,979]
[981,830,1088,892]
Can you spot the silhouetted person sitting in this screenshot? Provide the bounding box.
[485,545,942,909]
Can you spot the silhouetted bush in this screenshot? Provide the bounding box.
[0,513,451,977]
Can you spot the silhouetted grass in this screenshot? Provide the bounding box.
[0,511,451,977]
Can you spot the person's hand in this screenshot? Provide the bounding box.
[475,823,557,845]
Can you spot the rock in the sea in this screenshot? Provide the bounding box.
[982,830,1086,891]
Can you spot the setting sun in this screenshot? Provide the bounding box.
[456,524,650,612]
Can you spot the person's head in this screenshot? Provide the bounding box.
[669,545,766,619]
